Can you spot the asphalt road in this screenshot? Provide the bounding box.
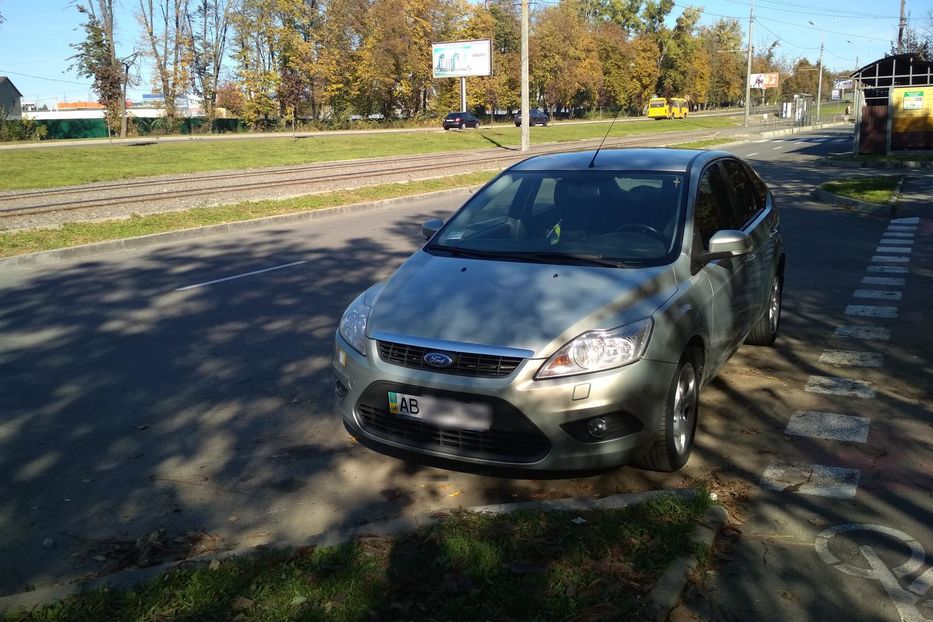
[0,128,930,620]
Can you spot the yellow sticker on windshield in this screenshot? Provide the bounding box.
[546,220,562,245]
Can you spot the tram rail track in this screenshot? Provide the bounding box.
[0,129,726,221]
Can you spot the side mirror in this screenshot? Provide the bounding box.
[705,229,752,261]
[422,218,443,241]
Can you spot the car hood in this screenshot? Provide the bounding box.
[367,251,678,358]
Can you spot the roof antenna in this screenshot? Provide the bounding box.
[588,105,625,168]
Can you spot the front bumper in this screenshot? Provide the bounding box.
[333,332,678,473]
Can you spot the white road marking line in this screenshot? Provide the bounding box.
[875,247,912,254]
[853,289,903,301]
[755,139,770,143]
[834,325,891,340]
[746,152,759,157]
[871,255,910,263]
[761,462,861,499]
[773,145,783,150]
[805,375,876,398]
[846,304,898,318]
[881,232,915,238]
[878,238,913,245]
[862,276,906,286]
[174,261,308,291]
[891,216,920,224]
[786,411,870,443]
[794,142,805,146]
[867,265,909,274]
[885,227,917,233]
[819,350,884,367]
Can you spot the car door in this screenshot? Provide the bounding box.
[692,162,748,368]
[720,158,772,333]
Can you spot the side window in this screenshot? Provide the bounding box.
[746,164,770,211]
[721,159,759,227]
[694,165,734,249]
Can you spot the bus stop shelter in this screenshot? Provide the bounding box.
[852,53,933,154]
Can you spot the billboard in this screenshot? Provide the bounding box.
[834,79,854,90]
[748,73,779,89]
[432,40,492,78]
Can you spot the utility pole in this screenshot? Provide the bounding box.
[816,36,824,122]
[520,0,529,151]
[897,0,906,53]
[744,0,754,128]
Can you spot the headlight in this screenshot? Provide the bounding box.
[338,293,372,355]
[535,318,653,379]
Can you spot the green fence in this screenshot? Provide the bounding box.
[35,117,246,140]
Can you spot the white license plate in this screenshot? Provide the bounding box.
[387,391,492,432]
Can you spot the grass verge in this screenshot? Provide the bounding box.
[820,175,901,204]
[6,493,712,622]
[1,117,737,191]
[0,171,498,258]
[670,137,737,150]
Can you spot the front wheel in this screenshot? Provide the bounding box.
[747,274,782,346]
[635,354,699,472]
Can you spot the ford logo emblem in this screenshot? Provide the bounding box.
[423,352,454,368]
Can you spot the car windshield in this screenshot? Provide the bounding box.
[429,170,685,267]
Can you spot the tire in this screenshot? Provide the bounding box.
[635,352,700,472]
[747,273,782,346]
[458,123,464,130]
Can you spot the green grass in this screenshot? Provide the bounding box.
[1,117,738,191]
[0,171,499,258]
[5,493,712,622]
[670,137,737,149]
[821,175,902,204]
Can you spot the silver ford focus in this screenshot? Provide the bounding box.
[334,148,783,474]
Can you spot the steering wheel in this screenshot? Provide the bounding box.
[618,223,667,245]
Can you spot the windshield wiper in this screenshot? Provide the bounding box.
[428,245,626,268]
[516,252,625,268]
[426,244,497,259]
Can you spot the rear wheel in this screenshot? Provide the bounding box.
[635,353,699,472]
[747,273,782,346]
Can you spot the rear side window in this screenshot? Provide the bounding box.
[721,159,759,227]
[694,165,734,248]
[746,164,770,210]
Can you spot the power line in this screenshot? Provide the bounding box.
[754,18,819,51]
[723,0,898,20]
[0,69,91,86]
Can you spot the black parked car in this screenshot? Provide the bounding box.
[443,112,480,130]
[514,109,550,126]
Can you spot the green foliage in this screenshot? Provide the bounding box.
[0,114,48,142]
[69,3,125,135]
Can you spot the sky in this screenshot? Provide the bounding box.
[0,0,921,107]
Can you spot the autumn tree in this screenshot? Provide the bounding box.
[318,0,367,120]
[230,0,279,127]
[699,18,744,106]
[187,0,232,125]
[70,1,128,136]
[138,0,194,131]
[531,1,602,115]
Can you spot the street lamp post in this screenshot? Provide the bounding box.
[809,21,824,123]
[744,0,754,127]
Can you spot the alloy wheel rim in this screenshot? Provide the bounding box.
[768,279,781,334]
[672,363,697,455]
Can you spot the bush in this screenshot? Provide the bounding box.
[0,116,48,142]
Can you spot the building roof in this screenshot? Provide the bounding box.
[850,54,933,88]
[0,76,23,98]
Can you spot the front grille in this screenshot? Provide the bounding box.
[377,341,523,378]
[355,383,549,463]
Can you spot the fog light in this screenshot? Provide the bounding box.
[587,417,608,439]
[335,378,349,400]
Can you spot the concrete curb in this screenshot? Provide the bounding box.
[0,489,701,615]
[0,186,476,270]
[760,120,849,139]
[648,504,729,622]
[817,158,933,170]
[810,187,894,217]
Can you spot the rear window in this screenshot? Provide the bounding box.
[445,113,461,120]
[650,101,666,108]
